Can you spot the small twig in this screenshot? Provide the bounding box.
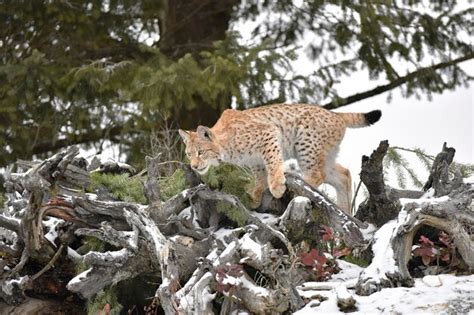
[29,244,65,283]
[351,180,362,215]
[10,248,29,277]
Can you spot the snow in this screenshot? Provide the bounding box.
[296,260,474,315]
[240,275,269,297]
[422,275,442,287]
[85,193,98,200]
[1,276,28,295]
[293,196,310,205]
[221,274,241,286]
[178,272,216,312]
[43,217,64,246]
[67,268,92,286]
[358,219,398,282]
[359,223,377,241]
[239,234,263,262]
[213,241,237,267]
[335,284,353,300]
[332,260,364,282]
[213,227,245,246]
[464,175,474,184]
[399,195,449,206]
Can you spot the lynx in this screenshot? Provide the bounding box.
[179,104,381,213]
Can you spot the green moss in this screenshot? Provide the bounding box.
[201,163,253,226]
[75,236,107,274]
[90,173,146,204]
[139,163,254,225]
[0,194,5,206]
[342,253,370,267]
[159,168,187,200]
[87,286,122,315]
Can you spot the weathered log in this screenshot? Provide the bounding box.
[355,143,473,295]
[0,146,310,313]
[286,174,369,248]
[355,140,402,227]
[1,141,471,312]
[423,142,461,195]
[144,156,162,204]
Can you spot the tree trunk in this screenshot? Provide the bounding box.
[159,0,238,130]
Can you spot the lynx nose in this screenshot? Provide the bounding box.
[190,162,199,170]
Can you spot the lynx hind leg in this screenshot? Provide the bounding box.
[298,150,326,188]
[325,163,352,214]
[248,165,267,208]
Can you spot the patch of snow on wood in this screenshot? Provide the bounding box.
[240,275,269,297]
[239,234,263,262]
[43,217,63,246]
[359,223,377,241]
[296,271,474,314]
[399,195,449,206]
[358,219,398,282]
[2,276,28,295]
[67,268,92,287]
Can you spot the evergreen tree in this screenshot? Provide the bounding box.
[1,0,472,167]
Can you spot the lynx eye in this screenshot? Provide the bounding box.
[197,149,205,156]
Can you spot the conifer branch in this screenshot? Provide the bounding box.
[323,53,474,109]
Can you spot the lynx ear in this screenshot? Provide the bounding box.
[197,125,213,141]
[178,129,190,144]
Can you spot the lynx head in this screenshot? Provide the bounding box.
[179,126,221,174]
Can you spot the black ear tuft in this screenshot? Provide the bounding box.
[364,110,382,125]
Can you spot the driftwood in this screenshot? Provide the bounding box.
[0,141,472,313]
[0,146,313,313]
[355,142,473,295]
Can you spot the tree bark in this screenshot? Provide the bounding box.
[159,0,238,130]
[355,141,473,295]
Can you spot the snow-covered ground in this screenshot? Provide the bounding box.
[296,260,474,314]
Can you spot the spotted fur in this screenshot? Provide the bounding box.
[179,104,381,213]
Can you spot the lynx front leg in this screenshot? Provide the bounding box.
[259,134,286,199]
[248,165,267,208]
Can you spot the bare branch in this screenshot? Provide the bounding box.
[323,53,474,109]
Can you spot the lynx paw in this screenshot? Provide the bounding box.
[269,178,286,199]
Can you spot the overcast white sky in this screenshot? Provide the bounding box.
[333,60,473,189]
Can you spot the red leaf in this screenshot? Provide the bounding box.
[419,235,434,246]
[414,247,436,258]
[99,304,110,315]
[313,250,328,266]
[441,253,450,262]
[214,264,243,293]
[301,249,319,267]
[320,225,334,242]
